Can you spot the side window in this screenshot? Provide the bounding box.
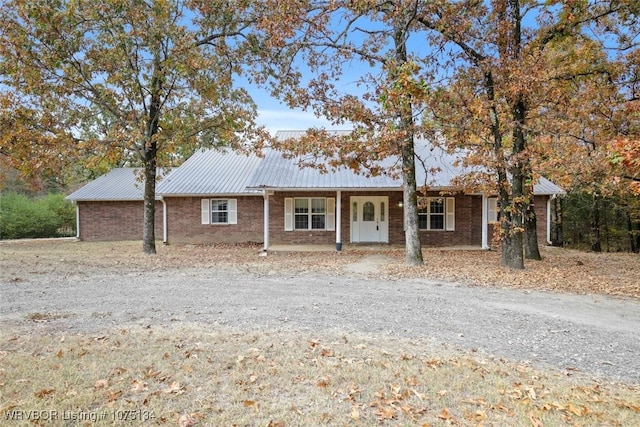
[290,197,328,230]
[418,197,454,231]
[488,198,499,222]
[201,199,237,225]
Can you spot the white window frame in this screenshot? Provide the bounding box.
[201,199,237,225]
[284,197,335,231]
[295,197,326,230]
[488,197,499,223]
[418,197,455,231]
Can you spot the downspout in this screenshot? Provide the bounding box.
[75,202,80,239]
[481,194,489,249]
[336,190,342,251]
[161,197,167,244]
[547,195,555,245]
[263,190,269,252]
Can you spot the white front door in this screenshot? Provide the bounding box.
[350,196,389,243]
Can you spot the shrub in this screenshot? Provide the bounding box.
[0,192,76,239]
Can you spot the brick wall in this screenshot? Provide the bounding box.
[164,196,263,245]
[77,201,163,241]
[78,193,552,247]
[268,191,483,247]
[418,194,483,247]
[487,195,551,246]
[268,191,338,245]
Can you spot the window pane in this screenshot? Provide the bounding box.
[430,215,444,230]
[311,214,325,229]
[363,202,375,221]
[380,202,385,222]
[418,213,427,230]
[295,198,308,213]
[211,199,228,224]
[211,199,227,211]
[352,202,357,221]
[430,198,444,214]
[212,212,228,223]
[311,198,325,213]
[294,215,308,229]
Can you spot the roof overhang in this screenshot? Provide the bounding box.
[159,192,262,197]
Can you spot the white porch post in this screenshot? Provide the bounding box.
[75,203,80,239]
[336,191,342,250]
[546,196,553,245]
[481,194,489,250]
[161,198,167,243]
[263,191,270,252]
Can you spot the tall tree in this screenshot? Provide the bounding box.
[262,0,437,266]
[0,0,273,253]
[416,0,638,268]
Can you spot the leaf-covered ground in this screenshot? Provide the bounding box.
[2,324,639,426]
[2,239,638,300]
[1,240,639,426]
[383,246,640,301]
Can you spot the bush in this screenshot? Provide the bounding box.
[0,192,76,239]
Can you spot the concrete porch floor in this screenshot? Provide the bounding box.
[267,244,486,252]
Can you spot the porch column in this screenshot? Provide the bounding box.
[546,195,553,245]
[263,190,270,252]
[161,198,168,243]
[481,194,489,250]
[336,190,342,250]
[75,203,80,239]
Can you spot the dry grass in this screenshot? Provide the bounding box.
[1,240,639,426]
[384,247,640,300]
[1,239,639,300]
[1,324,639,426]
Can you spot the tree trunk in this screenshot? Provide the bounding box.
[501,204,525,269]
[142,151,157,254]
[550,196,563,246]
[590,194,601,252]
[627,208,638,253]
[502,98,526,269]
[524,197,542,260]
[393,9,423,266]
[402,139,423,266]
[142,51,163,255]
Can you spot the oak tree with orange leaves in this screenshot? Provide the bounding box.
[416,0,639,267]
[0,0,275,253]
[260,0,446,266]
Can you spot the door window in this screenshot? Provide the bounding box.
[363,201,375,221]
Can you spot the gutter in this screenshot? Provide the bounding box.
[161,197,168,244]
[74,202,80,239]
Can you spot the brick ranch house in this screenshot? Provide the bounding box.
[67,131,565,249]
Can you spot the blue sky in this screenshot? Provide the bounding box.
[255,107,335,134]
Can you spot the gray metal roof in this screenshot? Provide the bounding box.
[67,133,565,201]
[246,148,399,190]
[246,131,564,195]
[157,148,262,195]
[66,168,152,201]
[247,131,481,191]
[533,176,566,195]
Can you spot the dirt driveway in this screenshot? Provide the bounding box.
[1,240,639,384]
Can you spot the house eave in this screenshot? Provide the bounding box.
[159,192,262,198]
[65,197,156,202]
[246,186,403,192]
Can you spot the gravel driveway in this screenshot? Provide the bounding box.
[2,253,639,384]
